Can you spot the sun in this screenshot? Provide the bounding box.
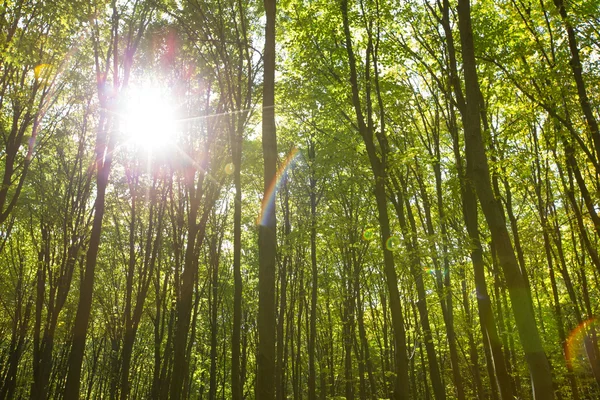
[121,85,177,151]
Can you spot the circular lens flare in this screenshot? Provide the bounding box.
[362,228,376,241]
[385,236,400,251]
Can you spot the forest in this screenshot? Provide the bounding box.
[0,0,599,399]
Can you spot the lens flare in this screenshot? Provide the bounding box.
[362,228,376,241]
[225,163,234,175]
[565,317,599,372]
[257,148,299,226]
[121,85,177,151]
[385,236,400,251]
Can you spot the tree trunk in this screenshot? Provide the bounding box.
[455,0,555,397]
[276,173,291,400]
[343,274,355,400]
[231,132,243,400]
[64,111,113,399]
[415,154,465,400]
[441,4,512,396]
[209,235,220,400]
[308,138,318,400]
[390,176,446,400]
[340,1,410,398]
[256,0,277,398]
[170,215,199,400]
[0,257,31,400]
[553,0,600,165]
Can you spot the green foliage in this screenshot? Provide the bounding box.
[0,0,600,399]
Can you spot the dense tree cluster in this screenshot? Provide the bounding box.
[0,0,599,399]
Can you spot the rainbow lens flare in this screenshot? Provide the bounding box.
[257,148,299,226]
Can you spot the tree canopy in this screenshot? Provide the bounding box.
[0,0,599,399]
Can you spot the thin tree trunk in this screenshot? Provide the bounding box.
[0,255,31,400]
[553,0,600,165]
[119,184,164,400]
[343,273,355,400]
[356,267,377,399]
[295,268,304,400]
[415,153,465,400]
[532,126,581,399]
[389,175,445,400]
[276,173,291,400]
[170,209,200,399]
[308,139,318,400]
[64,110,113,399]
[31,226,48,400]
[340,2,410,397]
[209,234,220,400]
[231,131,243,400]
[459,261,485,399]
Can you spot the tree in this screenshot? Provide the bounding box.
[256,0,277,399]
[339,1,410,397]
[455,0,555,397]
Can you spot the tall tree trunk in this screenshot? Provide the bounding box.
[445,98,486,400]
[532,126,580,399]
[455,0,554,397]
[294,268,304,400]
[441,4,512,396]
[31,226,48,400]
[356,266,377,399]
[0,255,31,400]
[276,173,291,400]
[343,271,355,400]
[64,109,113,399]
[459,261,485,399]
[63,5,150,394]
[308,138,318,400]
[170,211,199,400]
[256,0,277,398]
[152,251,171,400]
[119,182,164,400]
[340,1,410,398]
[170,87,217,399]
[447,77,512,400]
[231,131,243,400]
[390,175,446,400]
[209,234,220,400]
[414,152,465,400]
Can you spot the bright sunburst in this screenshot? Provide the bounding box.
[121,85,177,151]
